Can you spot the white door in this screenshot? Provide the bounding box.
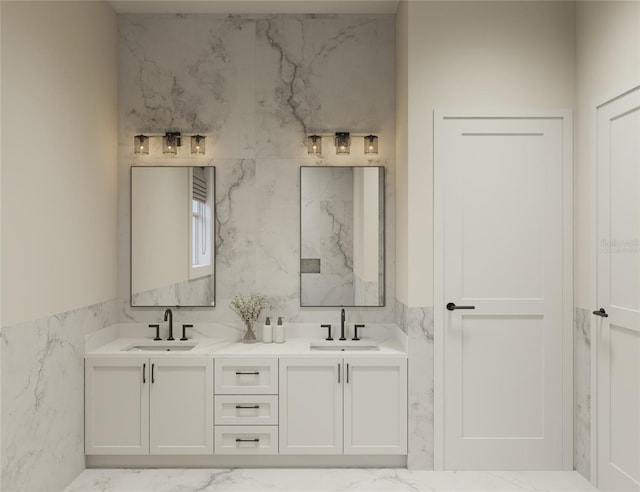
[435,112,572,470]
[343,357,407,455]
[149,357,213,455]
[85,357,149,455]
[596,87,640,491]
[279,358,343,454]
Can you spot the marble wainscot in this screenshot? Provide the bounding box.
[573,307,591,480]
[1,299,119,492]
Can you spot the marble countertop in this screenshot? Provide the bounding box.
[85,323,407,359]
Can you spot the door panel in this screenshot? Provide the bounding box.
[596,87,640,491]
[461,316,544,439]
[279,358,343,454]
[85,357,149,455]
[343,358,407,454]
[149,358,213,455]
[435,113,571,470]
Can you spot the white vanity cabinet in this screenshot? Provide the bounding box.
[279,357,407,455]
[85,356,213,455]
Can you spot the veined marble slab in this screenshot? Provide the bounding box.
[1,298,119,492]
[65,469,596,492]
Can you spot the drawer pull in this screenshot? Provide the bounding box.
[235,405,260,409]
[235,371,260,375]
[235,438,260,443]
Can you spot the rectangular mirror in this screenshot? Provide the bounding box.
[131,166,215,307]
[300,166,385,307]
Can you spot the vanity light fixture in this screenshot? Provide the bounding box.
[364,134,378,155]
[133,132,208,156]
[335,132,350,155]
[191,135,206,155]
[307,135,322,155]
[304,132,378,156]
[134,134,149,155]
[162,132,182,155]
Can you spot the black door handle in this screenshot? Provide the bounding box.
[447,302,476,311]
[593,308,609,318]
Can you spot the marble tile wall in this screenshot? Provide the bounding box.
[118,14,396,326]
[574,307,591,480]
[396,300,434,470]
[1,299,119,492]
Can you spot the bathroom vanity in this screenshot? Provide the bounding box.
[84,323,407,467]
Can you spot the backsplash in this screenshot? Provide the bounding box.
[118,14,396,324]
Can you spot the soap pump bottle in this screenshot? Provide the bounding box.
[274,316,286,343]
[263,317,273,343]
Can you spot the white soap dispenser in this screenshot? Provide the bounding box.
[263,317,273,343]
[274,316,286,343]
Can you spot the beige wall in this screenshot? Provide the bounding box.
[396,0,576,307]
[395,0,409,305]
[1,1,118,326]
[574,1,640,309]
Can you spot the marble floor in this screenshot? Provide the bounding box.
[64,469,597,492]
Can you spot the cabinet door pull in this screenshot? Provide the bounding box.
[235,438,260,443]
[142,363,146,384]
[151,363,155,384]
[235,371,259,375]
[235,405,260,409]
[338,363,341,384]
[346,363,350,384]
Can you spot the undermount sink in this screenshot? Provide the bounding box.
[124,344,197,352]
[310,342,379,352]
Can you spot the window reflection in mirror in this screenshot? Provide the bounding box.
[300,166,385,307]
[131,166,215,307]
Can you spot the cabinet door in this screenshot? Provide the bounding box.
[344,357,407,454]
[85,357,149,455]
[279,358,343,454]
[149,357,214,455]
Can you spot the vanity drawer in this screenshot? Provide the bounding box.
[214,358,278,394]
[214,426,278,455]
[214,395,278,425]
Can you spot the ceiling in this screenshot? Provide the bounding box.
[108,0,400,15]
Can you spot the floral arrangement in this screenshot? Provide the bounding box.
[230,294,270,327]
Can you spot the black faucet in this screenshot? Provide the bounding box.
[164,308,174,341]
[339,308,347,340]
